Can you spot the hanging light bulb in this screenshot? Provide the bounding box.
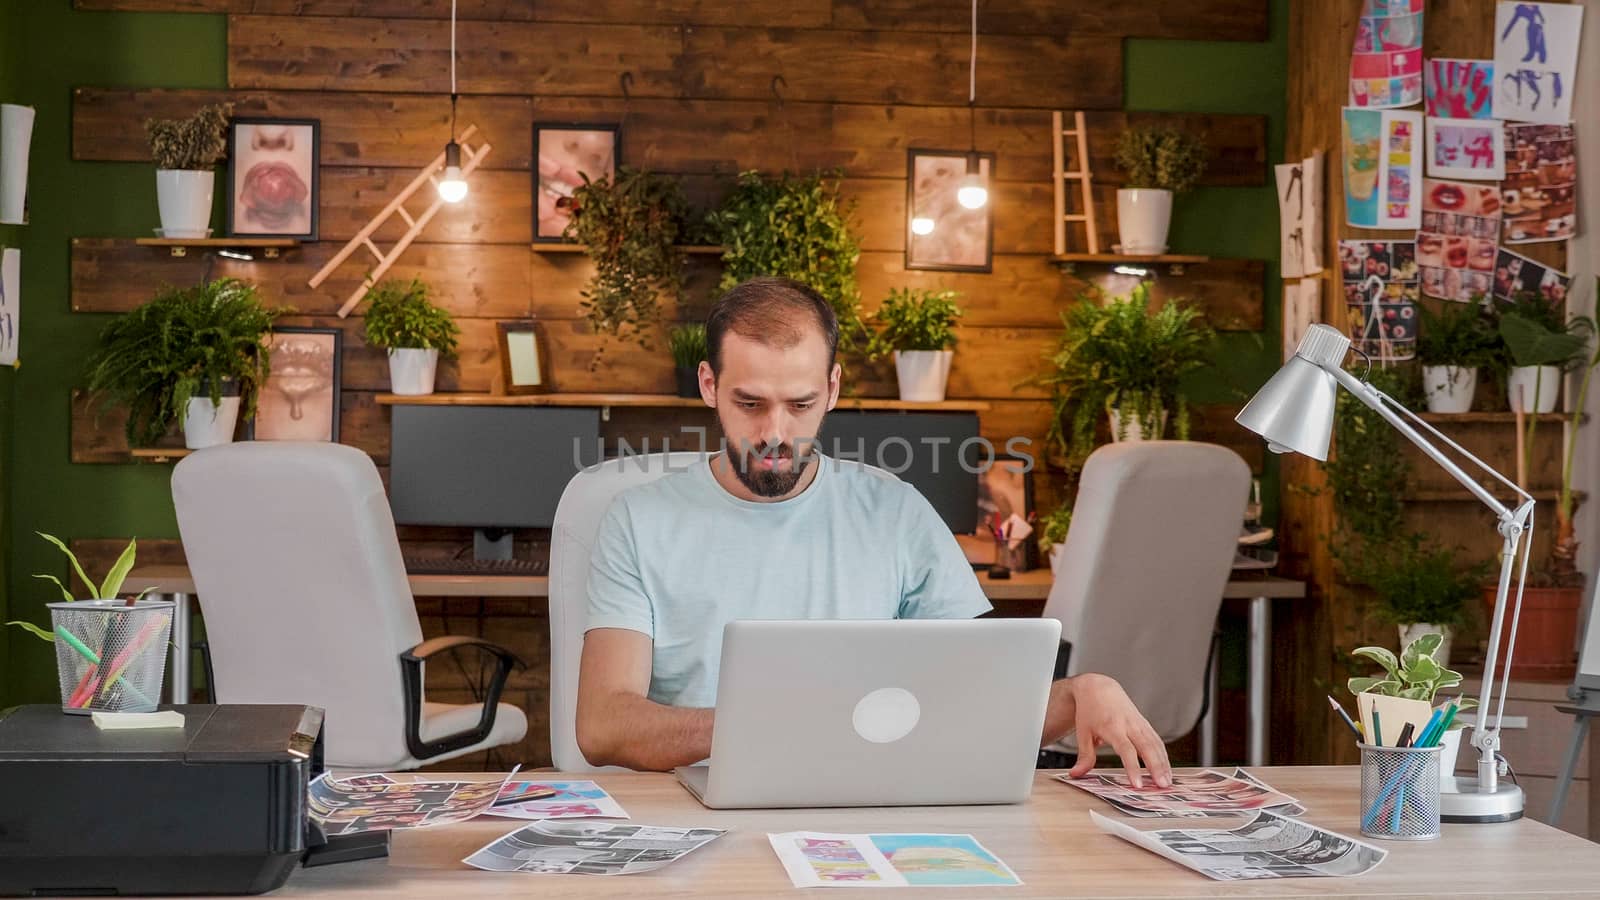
[911,216,935,235]
[437,0,467,203]
[957,151,988,210]
[956,0,989,211]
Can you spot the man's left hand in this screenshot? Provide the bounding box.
[1046,673,1172,788]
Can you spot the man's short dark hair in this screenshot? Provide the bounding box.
[704,277,839,375]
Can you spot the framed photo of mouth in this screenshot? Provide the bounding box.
[533,123,619,243]
[905,148,994,273]
[248,325,342,442]
[226,117,319,241]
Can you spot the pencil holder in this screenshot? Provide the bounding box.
[1359,743,1441,841]
[48,599,174,715]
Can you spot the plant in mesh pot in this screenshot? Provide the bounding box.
[361,278,460,396]
[144,102,232,239]
[1112,126,1207,256]
[1415,300,1496,413]
[865,288,964,402]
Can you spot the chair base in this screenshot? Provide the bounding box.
[303,831,390,867]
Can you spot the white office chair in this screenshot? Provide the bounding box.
[1042,441,1250,757]
[548,452,704,772]
[171,441,528,770]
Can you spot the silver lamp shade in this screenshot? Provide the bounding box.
[1234,324,1351,461]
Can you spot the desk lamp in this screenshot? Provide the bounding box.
[1237,324,1531,823]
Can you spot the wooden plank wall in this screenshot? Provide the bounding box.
[1281,0,1574,767]
[70,0,1272,766]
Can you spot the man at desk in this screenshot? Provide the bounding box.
[576,277,1172,787]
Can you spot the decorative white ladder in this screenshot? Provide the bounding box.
[1052,110,1099,255]
[308,124,492,318]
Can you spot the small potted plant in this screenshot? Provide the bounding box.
[668,323,707,398]
[1350,535,1484,668]
[1036,505,1073,575]
[362,278,460,396]
[1490,291,1593,414]
[84,277,275,449]
[1112,127,1208,256]
[1416,301,1496,413]
[866,287,964,402]
[1348,632,1477,773]
[144,103,232,239]
[567,168,691,353]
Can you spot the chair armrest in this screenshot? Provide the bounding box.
[399,636,526,762]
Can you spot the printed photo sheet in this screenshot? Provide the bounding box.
[1091,810,1388,881]
[308,767,520,836]
[1502,122,1576,244]
[768,832,1021,888]
[1350,0,1424,109]
[486,779,631,821]
[1493,2,1583,124]
[1418,179,1501,302]
[1339,240,1419,362]
[464,822,726,876]
[1494,247,1572,304]
[1056,769,1301,818]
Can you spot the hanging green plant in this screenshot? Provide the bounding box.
[566,167,692,350]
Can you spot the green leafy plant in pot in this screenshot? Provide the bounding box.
[1489,291,1591,415]
[84,277,275,449]
[1031,282,1212,469]
[145,102,232,240]
[362,278,460,396]
[668,323,707,399]
[1036,504,1073,575]
[1112,127,1207,256]
[1348,631,1477,771]
[1343,534,1486,668]
[1416,300,1496,413]
[865,288,964,402]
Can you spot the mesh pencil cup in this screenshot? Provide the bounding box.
[1359,742,1441,841]
[48,599,174,715]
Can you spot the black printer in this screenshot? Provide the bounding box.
[0,703,362,896]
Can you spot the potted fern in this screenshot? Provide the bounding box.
[866,288,964,402]
[1037,504,1073,575]
[144,103,231,239]
[668,323,707,398]
[1113,127,1208,256]
[362,278,460,396]
[1416,301,1496,413]
[84,278,275,449]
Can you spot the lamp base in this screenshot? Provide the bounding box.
[1440,776,1525,823]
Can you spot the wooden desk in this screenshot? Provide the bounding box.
[281,769,1600,898]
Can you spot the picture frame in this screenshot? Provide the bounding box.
[226,117,320,241]
[497,320,551,395]
[905,147,994,273]
[969,453,1037,570]
[532,123,620,243]
[248,326,342,442]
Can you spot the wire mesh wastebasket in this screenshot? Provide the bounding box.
[1359,742,1442,841]
[48,599,174,714]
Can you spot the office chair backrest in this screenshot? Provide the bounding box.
[549,451,704,771]
[171,442,424,767]
[1043,441,1250,742]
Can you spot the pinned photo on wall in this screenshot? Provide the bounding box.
[1276,152,1324,278]
[1339,240,1418,361]
[1494,248,1571,305]
[1502,122,1575,244]
[1342,108,1421,230]
[0,247,17,367]
[1425,59,1494,119]
[1425,118,1504,181]
[1493,2,1583,125]
[1418,179,1501,302]
[1349,0,1424,109]
[1283,279,1320,363]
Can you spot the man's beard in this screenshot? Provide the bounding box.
[728,439,816,497]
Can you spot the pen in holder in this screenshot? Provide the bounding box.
[1359,742,1441,841]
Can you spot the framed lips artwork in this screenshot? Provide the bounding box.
[227,117,319,241]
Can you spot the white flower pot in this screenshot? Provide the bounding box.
[893,350,952,403]
[1116,188,1173,255]
[1107,407,1168,442]
[1422,366,1477,414]
[1438,724,1465,775]
[1,104,36,225]
[388,347,440,396]
[183,396,240,449]
[1048,542,1067,575]
[1397,623,1453,671]
[1507,365,1560,414]
[155,169,215,239]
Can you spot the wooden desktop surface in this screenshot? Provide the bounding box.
[285,768,1600,898]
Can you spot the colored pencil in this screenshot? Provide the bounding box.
[1327,695,1363,738]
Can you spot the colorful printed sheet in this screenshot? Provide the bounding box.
[1350,0,1424,109]
[465,822,726,876]
[1494,247,1572,304]
[1342,108,1421,230]
[768,832,1021,888]
[1056,769,1301,818]
[1339,240,1419,362]
[486,779,631,821]
[1425,58,1494,119]
[1418,178,1501,302]
[1426,117,1504,180]
[308,767,520,836]
[1091,810,1389,881]
[1493,2,1583,124]
[1502,122,1576,244]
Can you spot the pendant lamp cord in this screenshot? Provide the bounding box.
[968,0,977,151]
[449,0,459,139]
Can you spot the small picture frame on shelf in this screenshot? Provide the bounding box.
[963,454,1036,570]
[906,147,994,273]
[226,117,320,241]
[532,123,620,243]
[497,320,550,394]
[248,326,341,441]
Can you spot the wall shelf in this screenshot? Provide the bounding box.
[128,447,192,462]
[1418,411,1576,425]
[134,237,299,259]
[376,392,990,412]
[1050,253,1209,275]
[531,244,725,255]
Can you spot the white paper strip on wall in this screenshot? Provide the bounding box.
[0,247,18,366]
[0,104,35,225]
[1276,152,1326,278]
[1283,278,1319,363]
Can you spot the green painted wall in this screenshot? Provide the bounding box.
[1,0,24,686]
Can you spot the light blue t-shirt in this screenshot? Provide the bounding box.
[584,453,992,708]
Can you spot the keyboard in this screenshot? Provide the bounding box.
[401,556,549,577]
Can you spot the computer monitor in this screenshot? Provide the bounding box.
[817,411,981,533]
[388,405,602,559]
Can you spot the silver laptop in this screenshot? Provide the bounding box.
[674,618,1061,809]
